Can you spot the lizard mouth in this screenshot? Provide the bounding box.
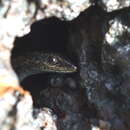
[62,64,77,73]
[43,63,77,73]
[54,65,77,73]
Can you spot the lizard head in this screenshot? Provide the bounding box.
[41,54,77,73]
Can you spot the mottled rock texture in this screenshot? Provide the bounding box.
[0,0,130,130]
[98,0,130,12]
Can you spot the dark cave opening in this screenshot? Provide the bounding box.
[11,13,98,130]
[11,16,76,103]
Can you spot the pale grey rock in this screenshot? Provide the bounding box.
[103,16,130,78]
[98,0,130,12]
[0,88,57,130]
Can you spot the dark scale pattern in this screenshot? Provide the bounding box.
[11,51,77,81]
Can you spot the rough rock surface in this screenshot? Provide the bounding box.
[65,3,130,130]
[98,0,130,12]
[0,86,57,130]
[0,0,130,130]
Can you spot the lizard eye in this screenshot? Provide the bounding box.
[52,57,57,63]
[48,57,58,64]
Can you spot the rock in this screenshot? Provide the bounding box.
[0,86,57,130]
[98,0,130,12]
[0,0,130,129]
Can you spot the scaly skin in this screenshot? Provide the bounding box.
[11,51,77,81]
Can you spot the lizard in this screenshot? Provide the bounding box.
[11,51,77,82]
